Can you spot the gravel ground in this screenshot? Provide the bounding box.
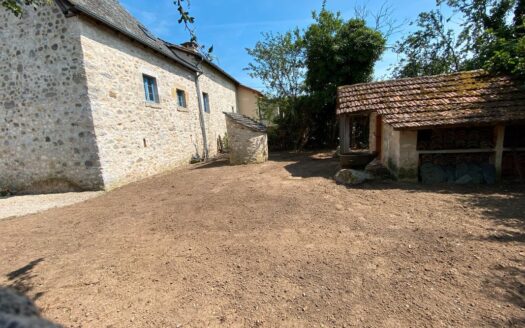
[0,152,523,327]
[0,192,103,221]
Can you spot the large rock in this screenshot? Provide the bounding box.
[334,169,371,186]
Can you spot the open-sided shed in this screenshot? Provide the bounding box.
[336,70,525,183]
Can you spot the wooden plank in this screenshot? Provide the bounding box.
[503,147,525,152]
[494,124,506,181]
[417,148,495,155]
[339,115,350,153]
[376,115,382,156]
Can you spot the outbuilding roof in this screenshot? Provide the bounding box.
[224,112,267,133]
[337,70,525,129]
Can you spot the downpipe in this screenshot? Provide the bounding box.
[195,72,209,160]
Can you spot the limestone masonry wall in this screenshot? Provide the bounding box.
[198,64,237,155]
[1,4,239,193]
[0,4,103,193]
[79,18,234,189]
[237,87,260,120]
[226,120,268,165]
[380,122,418,181]
[170,48,237,154]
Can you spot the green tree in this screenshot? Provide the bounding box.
[301,9,385,149]
[245,29,305,99]
[393,10,463,77]
[245,6,386,150]
[394,0,525,79]
[304,11,385,94]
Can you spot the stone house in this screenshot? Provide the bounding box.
[236,85,264,120]
[0,0,261,193]
[337,70,525,183]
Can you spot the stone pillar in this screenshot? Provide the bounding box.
[398,130,419,182]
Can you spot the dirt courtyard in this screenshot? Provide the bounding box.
[0,152,524,327]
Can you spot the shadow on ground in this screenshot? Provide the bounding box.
[192,154,231,170]
[271,151,340,179]
[4,258,45,300]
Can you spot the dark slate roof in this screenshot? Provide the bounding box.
[224,112,267,132]
[337,70,525,129]
[165,42,240,86]
[61,0,197,72]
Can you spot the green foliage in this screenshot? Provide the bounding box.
[257,97,282,123]
[2,0,50,17]
[245,29,305,99]
[393,10,463,77]
[173,0,214,59]
[304,11,385,94]
[394,0,525,79]
[246,7,386,150]
[301,10,385,149]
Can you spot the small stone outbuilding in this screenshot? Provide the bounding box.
[337,70,525,183]
[224,113,268,165]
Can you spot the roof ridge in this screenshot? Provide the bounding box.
[64,0,198,72]
[336,69,525,129]
[338,70,488,90]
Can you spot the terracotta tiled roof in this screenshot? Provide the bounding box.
[337,70,525,129]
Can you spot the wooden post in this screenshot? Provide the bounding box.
[375,115,382,156]
[495,124,505,181]
[340,115,350,153]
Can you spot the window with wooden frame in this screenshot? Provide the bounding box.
[176,89,187,108]
[143,74,159,103]
[202,92,210,113]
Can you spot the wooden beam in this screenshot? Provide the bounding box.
[418,148,495,155]
[339,115,350,153]
[494,124,506,181]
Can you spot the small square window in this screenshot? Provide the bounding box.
[202,92,210,113]
[176,89,187,108]
[143,74,159,103]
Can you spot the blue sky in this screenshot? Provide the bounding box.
[120,0,446,91]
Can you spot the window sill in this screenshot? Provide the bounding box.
[145,102,162,109]
[177,107,189,113]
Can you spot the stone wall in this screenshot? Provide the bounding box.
[1,4,240,193]
[380,122,418,181]
[78,17,234,189]
[226,120,268,165]
[198,64,237,156]
[237,86,260,120]
[0,4,103,193]
[169,48,237,154]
